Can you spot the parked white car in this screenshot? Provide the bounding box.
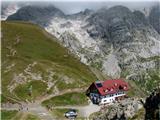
[64,109,77,118]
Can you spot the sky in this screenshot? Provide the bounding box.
[1,0,159,1]
[1,0,159,14]
[52,1,158,14]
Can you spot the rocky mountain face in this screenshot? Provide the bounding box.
[7,5,65,26]
[6,5,160,93]
[1,2,20,20]
[149,5,160,34]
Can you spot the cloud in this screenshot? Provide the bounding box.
[51,1,159,14]
[2,0,159,14]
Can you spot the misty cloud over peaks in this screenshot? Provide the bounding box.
[2,1,159,14]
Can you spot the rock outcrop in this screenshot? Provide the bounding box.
[140,89,160,120]
[149,5,160,34]
[93,98,143,120]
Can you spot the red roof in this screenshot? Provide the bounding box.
[94,79,129,96]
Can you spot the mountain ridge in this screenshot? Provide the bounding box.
[5,4,160,93]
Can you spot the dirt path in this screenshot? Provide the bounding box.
[2,87,100,120]
[2,102,55,120]
[37,87,87,103]
[54,102,101,118]
[2,102,100,119]
[28,104,54,120]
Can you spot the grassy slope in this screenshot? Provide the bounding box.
[1,21,97,102]
[129,108,145,120]
[134,69,160,94]
[1,110,18,120]
[42,92,88,106]
[25,114,41,120]
[1,110,41,120]
[121,55,160,96]
[14,80,48,101]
